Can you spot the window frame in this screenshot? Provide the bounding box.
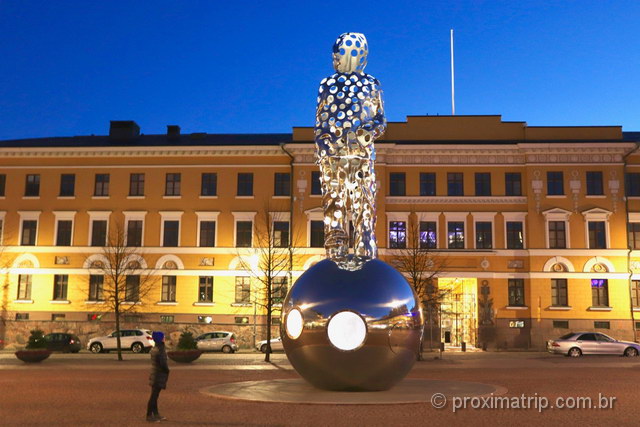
[389,172,406,196]
[547,171,564,196]
[586,171,604,196]
[237,172,254,196]
[25,174,40,197]
[419,172,436,196]
[59,174,75,197]
[198,276,214,303]
[93,174,110,197]
[161,276,177,302]
[129,173,145,197]
[551,278,568,307]
[164,173,181,197]
[447,172,464,196]
[274,172,291,197]
[474,172,491,196]
[508,278,525,307]
[505,172,522,196]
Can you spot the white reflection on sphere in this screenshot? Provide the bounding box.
[286,308,303,340]
[327,310,367,351]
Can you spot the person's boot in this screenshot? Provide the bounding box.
[155,414,167,421]
[145,414,160,422]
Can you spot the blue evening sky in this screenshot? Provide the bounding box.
[0,1,638,140]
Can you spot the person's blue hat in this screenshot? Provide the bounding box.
[152,331,164,343]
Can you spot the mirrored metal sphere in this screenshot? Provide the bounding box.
[281,259,424,391]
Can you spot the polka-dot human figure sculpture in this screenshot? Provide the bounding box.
[315,32,386,271]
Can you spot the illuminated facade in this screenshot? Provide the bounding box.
[1,116,640,350]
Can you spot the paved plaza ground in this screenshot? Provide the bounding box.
[1,350,638,426]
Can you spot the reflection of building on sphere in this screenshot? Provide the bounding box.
[314,32,386,271]
[281,259,423,391]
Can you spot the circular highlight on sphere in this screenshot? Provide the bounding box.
[286,308,304,340]
[327,310,367,351]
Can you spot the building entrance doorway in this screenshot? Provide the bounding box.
[438,278,478,348]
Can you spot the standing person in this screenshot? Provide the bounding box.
[146,331,169,422]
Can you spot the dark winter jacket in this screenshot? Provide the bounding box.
[149,343,170,389]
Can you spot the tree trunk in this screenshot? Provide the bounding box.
[115,307,123,361]
[265,292,271,363]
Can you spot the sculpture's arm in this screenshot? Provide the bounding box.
[371,84,386,140]
[314,85,333,147]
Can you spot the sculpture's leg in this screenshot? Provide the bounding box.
[321,158,349,264]
[352,158,377,265]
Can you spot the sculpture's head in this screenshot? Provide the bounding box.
[332,33,368,73]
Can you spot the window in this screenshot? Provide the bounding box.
[506,222,524,249]
[274,173,291,196]
[389,173,406,196]
[626,173,640,196]
[15,313,29,321]
[547,171,564,195]
[161,276,176,302]
[0,174,5,196]
[199,221,216,247]
[237,173,253,196]
[311,171,322,195]
[551,279,568,306]
[17,275,31,300]
[591,279,609,307]
[125,275,140,302]
[129,173,145,196]
[162,220,179,247]
[235,317,249,324]
[586,171,603,195]
[160,315,174,324]
[21,220,37,246]
[475,173,491,196]
[548,221,566,249]
[273,277,288,304]
[89,275,104,301]
[91,220,107,247]
[199,276,213,302]
[628,223,640,249]
[235,277,250,303]
[52,314,66,321]
[553,320,569,329]
[447,222,465,249]
[594,321,610,329]
[59,174,75,196]
[508,279,525,306]
[389,221,406,249]
[165,173,181,196]
[236,221,252,247]
[447,173,463,196]
[588,221,606,249]
[420,173,436,196]
[94,174,109,196]
[201,173,217,196]
[274,221,289,247]
[126,220,143,246]
[505,173,522,196]
[419,221,437,249]
[310,220,324,247]
[53,275,68,300]
[25,174,40,197]
[475,222,492,249]
[632,280,640,308]
[56,220,72,246]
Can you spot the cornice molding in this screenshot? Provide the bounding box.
[386,196,527,205]
[0,145,285,158]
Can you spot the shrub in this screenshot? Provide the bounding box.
[176,330,198,350]
[25,329,47,350]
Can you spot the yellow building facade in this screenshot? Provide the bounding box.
[1,116,639,350]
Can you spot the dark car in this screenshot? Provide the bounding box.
[44,333,81,353]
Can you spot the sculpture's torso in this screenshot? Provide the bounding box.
[315,72,383,160]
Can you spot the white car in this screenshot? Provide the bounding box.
[195,331,238,353]
[256,337,284,353]
[88,329,155,353]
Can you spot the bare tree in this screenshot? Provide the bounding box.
[389,213,449,360]
[0,229,16,349]
[84,221,157,361]
[238,207,299,362]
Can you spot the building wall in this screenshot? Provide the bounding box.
[1,115,639,351]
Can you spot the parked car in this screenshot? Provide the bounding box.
[547,332,640,357]
[43,333,81,353]
[87,329,155,353]
[256,337,284,353]
[195,331,238,353]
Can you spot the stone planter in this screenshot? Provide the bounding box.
[167,350,202,363]
[15,350,52,363]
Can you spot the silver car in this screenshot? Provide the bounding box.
[87,329,155,353]
[256,337,284,353]
[547,332,640,357]
[195,331,238,353]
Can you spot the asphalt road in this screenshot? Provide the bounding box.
[1,351,638,426]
